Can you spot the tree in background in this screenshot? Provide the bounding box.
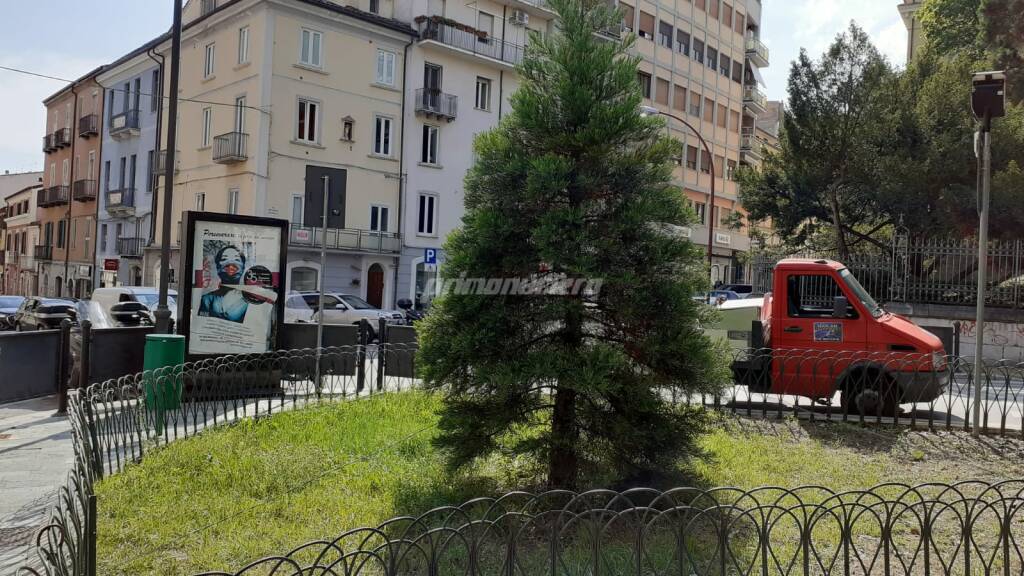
[416,0,728,489]
[737,24,892,259]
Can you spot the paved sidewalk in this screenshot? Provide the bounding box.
[0,395,74,573]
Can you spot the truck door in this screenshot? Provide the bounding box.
[773,272,866,398]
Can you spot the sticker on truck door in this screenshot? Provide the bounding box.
[813,322,843,342]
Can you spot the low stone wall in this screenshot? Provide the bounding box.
[888,302,1024,362]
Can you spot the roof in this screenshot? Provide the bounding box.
[189,0,415,37]
[99,32,172,78]
[42,65,106,105]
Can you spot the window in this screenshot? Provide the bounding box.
[374,115,393,156]
[57,220,66,248]
[129,154,137,190]
[195,192,206,211]
[204,42,216,78]
[709,0,719,19]
[133,78,141,112]
[235,96,246,132]
[291,194,303,225]
[376,49,396,85]
[300,28,323,68]
[685,145,698,169]
[689,91,701,116]
[146,150,154,191]
[477,12,494,37]
[726,159,737,180]
[118,157,126,188]
[730,109,741,133]
[475,77,491,110]
[227,188,239,214]
[693,39,704,64]
[676,29,690,55]
[100,224,107,252]
[62,159,69,186]
[722,3,733,27]
[717,103,727,128]
[703,97,714,123]
[417,193,436,235]
[673,84,686,111]
[787,274,855,318]
[104,160,111,192]
[707,46,718,70]
[291,268,318,292]
[341,117,354,141]
[370,205,390,232]
[296,98,319,143]
[238,26,250,64]
[696,0,706,10]
[620,2,635,30]
[734,11,745,34]
[732,59,743,83]
[151,70,160,112]
[637,72,652,99]
[201,107,212,147]
[655,77,669,105]
[638,11,654,39]
[720,54,731,77]
[692,200,706,224]
[421,124,439,165]
[714,154,725,177]
[700,149,712,173]
[658,21,673,47]
[369,0,380,13]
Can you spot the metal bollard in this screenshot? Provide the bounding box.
[56,319,72,414]
[79,320,92,391]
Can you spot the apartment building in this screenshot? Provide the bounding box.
[95,37,167,288]
[38,70,105,298]
[147,0,416,309]
[2,173,45,296]
[394,0,553,306]
[898,0,925,63]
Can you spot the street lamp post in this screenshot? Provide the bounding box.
[640,106,716,277]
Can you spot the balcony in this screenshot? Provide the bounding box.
[414,88,458,121]
[745,34,769,68]
[34,245,53,260]
[212,132,248,164]
[109,109,141,139]
[289,226,402,254]
[153,150,181,176]
[37,186,70,208]
[78,114,99,138]
[105,187,136,217]
[417,16,524,68]
[42,133,56,153]
[72,179,97,202]
[740,127,763,162]
[743,85,767,115]
[116,237,145,258]
[53,128,71,149]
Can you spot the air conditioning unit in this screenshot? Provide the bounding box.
[511,9,529,26]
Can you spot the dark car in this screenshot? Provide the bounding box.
[720,283,754,295]
[0,296,25,330]
[11,297,76,331]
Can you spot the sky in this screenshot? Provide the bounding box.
[0,0,909,172]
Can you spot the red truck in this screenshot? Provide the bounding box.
[734,259,949,415]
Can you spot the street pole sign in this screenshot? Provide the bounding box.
[969,70,1006,436]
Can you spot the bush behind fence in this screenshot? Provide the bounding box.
[16,344,1024,576]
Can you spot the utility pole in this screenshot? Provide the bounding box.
[969,71,1006,437]
[155,0,182,334]
[315,175,329,391]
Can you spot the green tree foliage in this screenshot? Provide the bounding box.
[416,0,729,489]
[919,0,984,56]
[736,24,892,258]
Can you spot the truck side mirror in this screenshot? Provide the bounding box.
[832,296,849,318]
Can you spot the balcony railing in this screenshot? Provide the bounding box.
[289,226,402,254]
[78,114,99,138]
[72,179,97,202]
[37,186,70,208]
[417,17,525,67]
[745,34,769,68]
[34,245,53,260]
[743,85,767,113]
[42,133,56,153]
[212,132,248,164]
[153,150,181,175]
[414,88,458,121]
[105,187,136,216]
[116,237,145,258]
[109,109,141,137]
[740,127,763,158]
[53,127,71,148]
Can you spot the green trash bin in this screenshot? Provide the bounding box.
[144,334,185,433]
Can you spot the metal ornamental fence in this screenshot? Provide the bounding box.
[751,235,1024,308]
[16,343,1024,576]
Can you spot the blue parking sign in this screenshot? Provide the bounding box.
[424,248,437,265]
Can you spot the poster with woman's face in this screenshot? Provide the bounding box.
[189,219,281,355]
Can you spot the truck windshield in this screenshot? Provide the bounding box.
[839,268,883,318]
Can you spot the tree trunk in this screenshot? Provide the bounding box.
[828,188,850,261]
[548,384,578,488]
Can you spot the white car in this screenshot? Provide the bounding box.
[284,292,404,334]
[90,287,178,325]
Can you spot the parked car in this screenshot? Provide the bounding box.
[90,287,178,325]
[285,291,404,337]
[11,297,76,331]
[706,290,743,305]
[720,283,755,296]
[0,296,26,330]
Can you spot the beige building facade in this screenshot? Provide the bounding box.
[898,0,925,63]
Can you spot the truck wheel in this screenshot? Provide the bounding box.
[841,370,899,417]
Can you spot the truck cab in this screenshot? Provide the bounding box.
[735,259,947,414]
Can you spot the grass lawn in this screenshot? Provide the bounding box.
[95,391,1024,575]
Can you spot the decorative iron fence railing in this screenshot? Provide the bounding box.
[751,235,1024,308]
[16,339,1024,576]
